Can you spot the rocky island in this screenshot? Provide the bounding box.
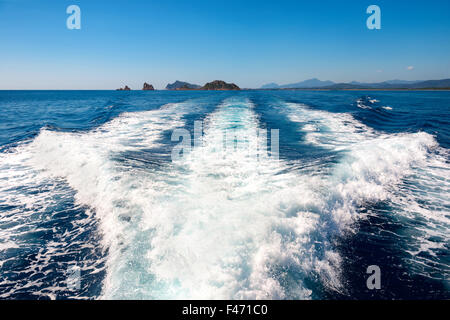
[166,80,201,90]
[201,80,240,90]
[116,85,131,91]
[116,80,241,91]
[143,82,155,90]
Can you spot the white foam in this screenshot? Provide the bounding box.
[284,102,450,273]
[286,102,377,149]
[356,98,371,109]
[1,97,448,299]
[0,100,198,298]
[99,98,343,299]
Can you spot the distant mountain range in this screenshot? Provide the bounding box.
[261,78,334,89]
[260,78,450,89]
[166,80,201,90]
[166,80,240,90]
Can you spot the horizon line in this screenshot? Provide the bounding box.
[1,77,450,91]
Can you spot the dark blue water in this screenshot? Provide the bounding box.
[0,90,448,299]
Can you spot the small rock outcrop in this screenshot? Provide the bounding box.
[166,80,201,90]
[201,80,240,90]
[143,82,155,90]
[116,85,131,91]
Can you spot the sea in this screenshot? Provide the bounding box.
[0,90,448,299]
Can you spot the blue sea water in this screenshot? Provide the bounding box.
[0,90,448,299]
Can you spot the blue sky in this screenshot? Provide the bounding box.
[1,0,449,89]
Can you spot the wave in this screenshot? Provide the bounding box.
[0,99,201,299]
[283,102,450,284]
[1,95,448,299]
[100,97,343,299]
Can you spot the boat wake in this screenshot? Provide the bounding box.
[0,95,448,299]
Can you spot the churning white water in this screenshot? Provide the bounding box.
[1,96,448,299]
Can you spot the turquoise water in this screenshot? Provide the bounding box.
[0,90,449,299]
